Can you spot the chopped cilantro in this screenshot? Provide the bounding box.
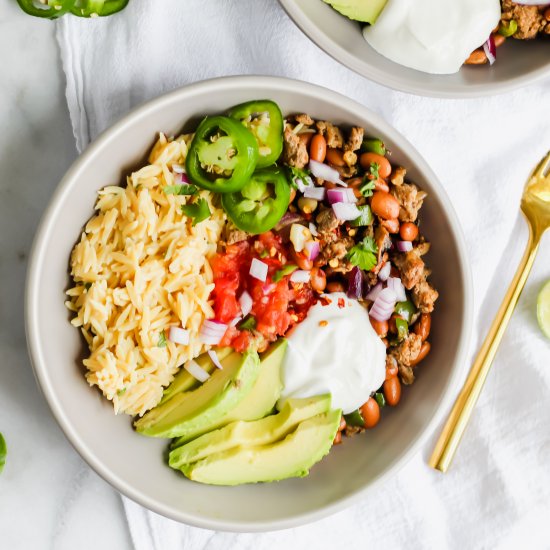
[369,162,380,180]
[158,330,167,348]
[238,316,257,331]
[273,264,298,282]
[288,166,312,190]
[0,433,6,474]
[360,178,376,198]
[259,249,270,258]
[181,198,211,226]
[117,388,127,396]
[164,184,198,196]
[347,236,378,271]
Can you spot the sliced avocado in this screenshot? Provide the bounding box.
[322,0,387,24]
[178,408,342,485]
[135,351,260,439]
[169,394,331,468]
[171,338,287,447]
[159,347,233,405]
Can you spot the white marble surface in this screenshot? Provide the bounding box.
[0,2,132,548]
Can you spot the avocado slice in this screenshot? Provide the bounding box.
[134,351,260,439]
[169,394,331,468]
[322,0,387,24]
[159,347,233,405]
[178,408,341,485]
[171,338,287,447]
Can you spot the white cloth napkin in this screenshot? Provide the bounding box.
[57,1,550,548]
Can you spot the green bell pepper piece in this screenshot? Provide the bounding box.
[228,100,284,168]
[395,317,409,342]
[344,409,365,428]
[186,116,259,193]
[221,167,291,234]
[362,137,386,156]
[394,300,416,323]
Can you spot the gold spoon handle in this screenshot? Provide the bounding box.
[430,223,541,472]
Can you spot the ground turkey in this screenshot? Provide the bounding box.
[390,333,423,385]
[282,126,308,168]
[391,183,427,223]
[501,0,548,39]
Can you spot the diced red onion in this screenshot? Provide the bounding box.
[229,316,242,327]
[168,326,190,345]
[199,320,228,345]
[238,291,253,317]
[262,283,276,295]
[347,267,363,300]
[293,174,314,193]
[377,287,397,305]
[309,222,318,237]
[378,261,391,282]
[184,359,210,383]
[207,349,224,370]
[369,303,394,322]
[327,188,348,204]
[514,0,550,5]
[370,288,397,321]
[172,164,186,174]
[366,281,383,301]
[303,186,326,201]
[344,188,357,203]
[386,277,407,303]
[174,172,190,185]
[482,35,496,66]
[332,202,361,221]
[396,240,413,252]
[290,270,311,283]
[304,240,320,261]
[249,258,268,282]
[275,212,305,242]
[309,160,347,186]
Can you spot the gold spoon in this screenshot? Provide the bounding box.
[430,151,550,472]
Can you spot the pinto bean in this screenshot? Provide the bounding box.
[413,313,431,342]
[360,398,380,429]
[360,152,392,178]
[309,134,327,163]
[383,377,401,406]
[371,191,400,220]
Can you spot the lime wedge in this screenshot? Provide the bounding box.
[537,280,550,340]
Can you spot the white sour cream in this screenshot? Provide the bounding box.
[280,293,386,414]
[363,0,501,75]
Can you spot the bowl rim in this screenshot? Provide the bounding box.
[25,75,473,532]
[278,0,550,99]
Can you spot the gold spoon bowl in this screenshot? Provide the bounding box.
[430,151,550,472]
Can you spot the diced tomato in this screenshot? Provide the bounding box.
[209,231,318,352]
[232,331,253,353]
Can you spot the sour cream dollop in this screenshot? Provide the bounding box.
[363,0,501,75]
[280,293,386,414]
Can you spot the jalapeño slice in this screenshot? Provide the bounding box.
[221,167,291,235]
[186,116,259,193]
[228,100,284,168]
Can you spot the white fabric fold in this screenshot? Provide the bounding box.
[57,1,550,547]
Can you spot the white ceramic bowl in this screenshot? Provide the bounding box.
[280,0,550,98]
[26,76,472,531]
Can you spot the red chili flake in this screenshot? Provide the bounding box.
[319,296,332,306]
[337,298,345,309]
